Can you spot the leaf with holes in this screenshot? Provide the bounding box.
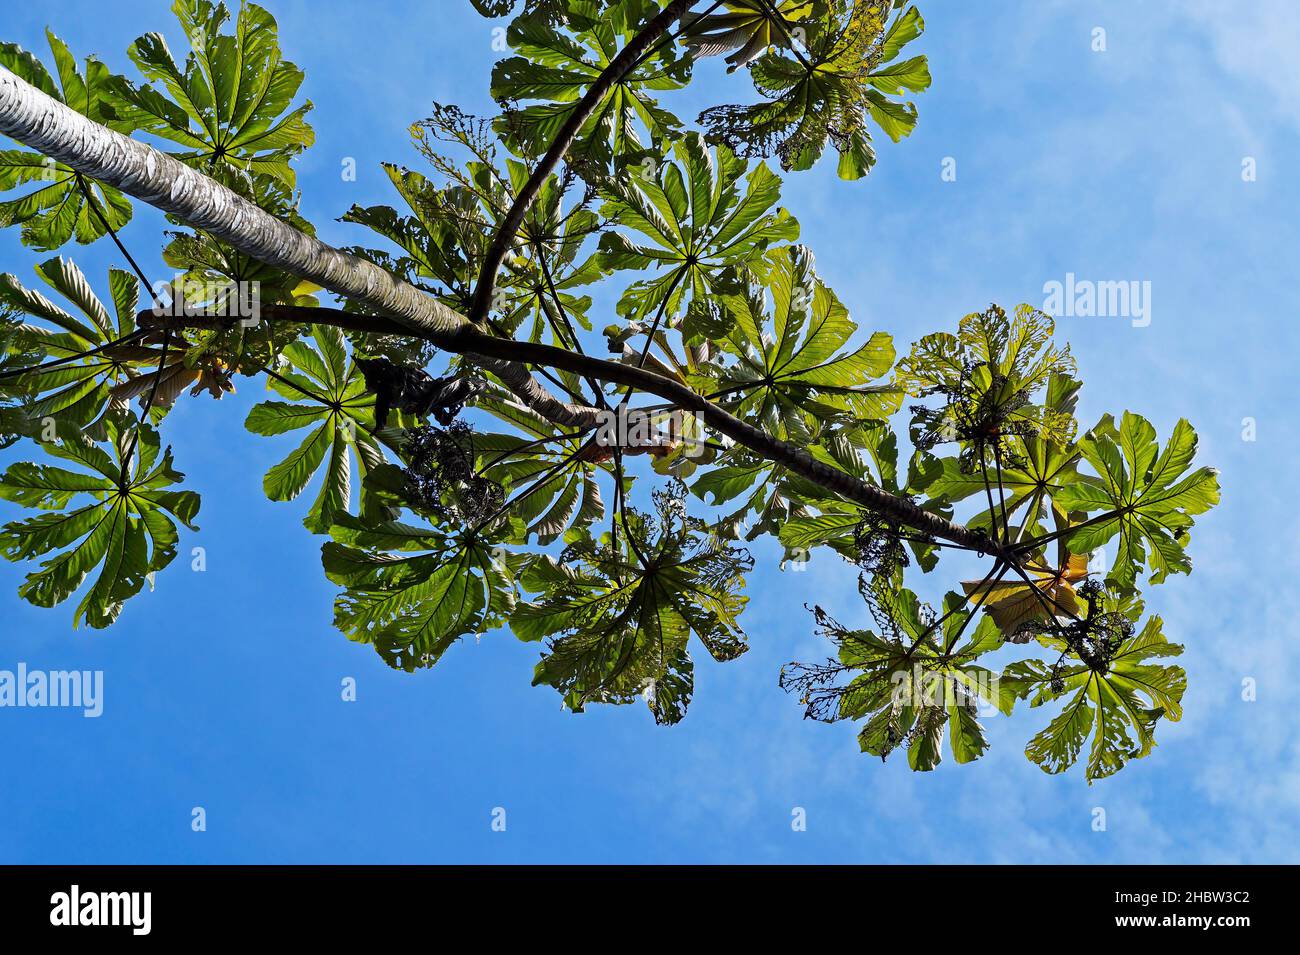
[1002,605,1184,783]
[513,509,752,724]
[697,2,930,179]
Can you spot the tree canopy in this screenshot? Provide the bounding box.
[0,0,1219,783]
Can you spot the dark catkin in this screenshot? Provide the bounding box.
[1021,579,1136,683]
[403,421,503,524]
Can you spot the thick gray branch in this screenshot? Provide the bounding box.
[0,64,593,428]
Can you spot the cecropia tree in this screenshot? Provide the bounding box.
[0,0,1219,782]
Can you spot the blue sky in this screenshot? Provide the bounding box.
[0,0,1297,863]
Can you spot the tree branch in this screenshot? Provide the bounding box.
[139,304,1013,558]
[467,0,697,324]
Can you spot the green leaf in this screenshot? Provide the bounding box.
[0,424,199,628]
[691,245,900,441]
[514,506,752,724]
[342,163,483,307]
[471,415,608,543]
[921,373,1083,537]
[0,258,151,436]
[160,171,323,370]
[897,304,1077,485]
[322,514,517,671]
[247,325,386,533]
[105,0,314,186]
[680,245,902,546]
[490,0,691,170]
[1053,413,1220,590]
[598,131,799,323]
[343,156,602,339]
[0,32,134,249]
[781,586,1008,771]
[697,2,930,180]
[1004,608,1185,783]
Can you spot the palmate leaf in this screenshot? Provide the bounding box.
[918,373,1083,537]
[1002,606,1185,783]
[0,423,199,628]
[496,158,607,338]
[684,247,899,542]
[693,244,900,440]
[473,163,603,340]
[0,404,32,449]
[512,508,753,725]
[500,221,603,342]
[782,588,1014,771]
[682,1,819,72]
[1053,412,1220,591]
[246,325,387,533]
[0,32,133,250]
[321,513,518,672]
[162,168,321,302]
[697,2,931,179]
[470,409,607,545]
[490,0,691,171]
[899,305,1075,407]
[488,158,605,345]
[342,164,485,309]
[777,495,948,573]
[597,131,798,323]
[0,257,145,436]
[0,301,41,390]
[344,158,604,339]
[898,305,1077,473]
[105,0,314,186]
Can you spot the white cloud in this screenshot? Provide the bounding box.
[1185,0,1300,128]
